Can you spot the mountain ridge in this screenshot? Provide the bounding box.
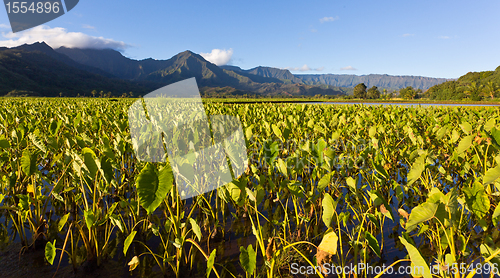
[0,42,454,97]
[57,46,449,90]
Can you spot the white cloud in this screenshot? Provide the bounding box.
[402,33,414,37]
[0,24,10,29]
[320,16,340,23]
[285,64,324,72]
[340,66,357,71]
[438,35,451,39]
[0,25,129,50]
[200,48,233,66]
[82,24,95,30]
[310,28,318,33]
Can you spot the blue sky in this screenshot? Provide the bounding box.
[1,0,499,78]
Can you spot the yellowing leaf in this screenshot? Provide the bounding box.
[27,184,35,194]
[128,256,140,271]
[318,231,338,255]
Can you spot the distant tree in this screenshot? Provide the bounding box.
[91,90,97,98]
[484,81,498,99]
[465,82,483,101]
[399,86,417,100]
[367,86,381,99]
[415,88,423,99]
[353,83,367,99]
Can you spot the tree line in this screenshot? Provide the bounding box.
[349,83,424,100]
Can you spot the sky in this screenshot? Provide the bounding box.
[1,0,499,79]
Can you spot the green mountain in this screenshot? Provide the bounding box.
[246,66,303,84]
[0,42,456,98]
[56,46,168,80]
[15,42,117,78]
[56,47,345,96]
[220,65,303,84]
[57,47,270,87]
[295,74,450,90]
[0,43,155,96]
[426,66,500,100]
[222,65,448,90]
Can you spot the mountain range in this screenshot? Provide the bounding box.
[0,42,450,97]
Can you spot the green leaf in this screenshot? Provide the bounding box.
[271,124,282,139]
[206,249,216,278]
[239,244,257,274]
[29,133,46,153]
[82,147,99,178]
[493,205,500,225]
[372,161,389,180]
[457,135,474,154]
[245,125,253,140]
[189,218,202,241]
[322,193,335,227]
[484,118,496,132]
[136,163,173,215]
[399,236,431,278]
[277,158,287,176]
[318,172,333,192]
[463,182,490,219]
[407,154,426,186]
[460,122,473,134]
[0,138,10,149]
[45,240,56,265]
[480,244,500,269]
[368,190,394,221]
[436,126,448,140]
[110,214,125,233]
[17,194,29,211]
[21,149,36,176]
[58,213,70,232]
[483,165,500,185]
[489,127,500,147]
[346,177,356,191]
[84,210,95,229]
[405,201,439,232]
[124,231,137,256]
[365,231,381,257]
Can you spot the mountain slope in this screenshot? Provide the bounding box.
[247,66,303,84]
[56,46,164,80]
[426,66,500,100]
[56,45,450,94]
[0,46,154,96]
[1,44,344,97]
[296,74,450,90]
[56,48,286,87]
[14,42,117,78]
[55,47,344,96]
